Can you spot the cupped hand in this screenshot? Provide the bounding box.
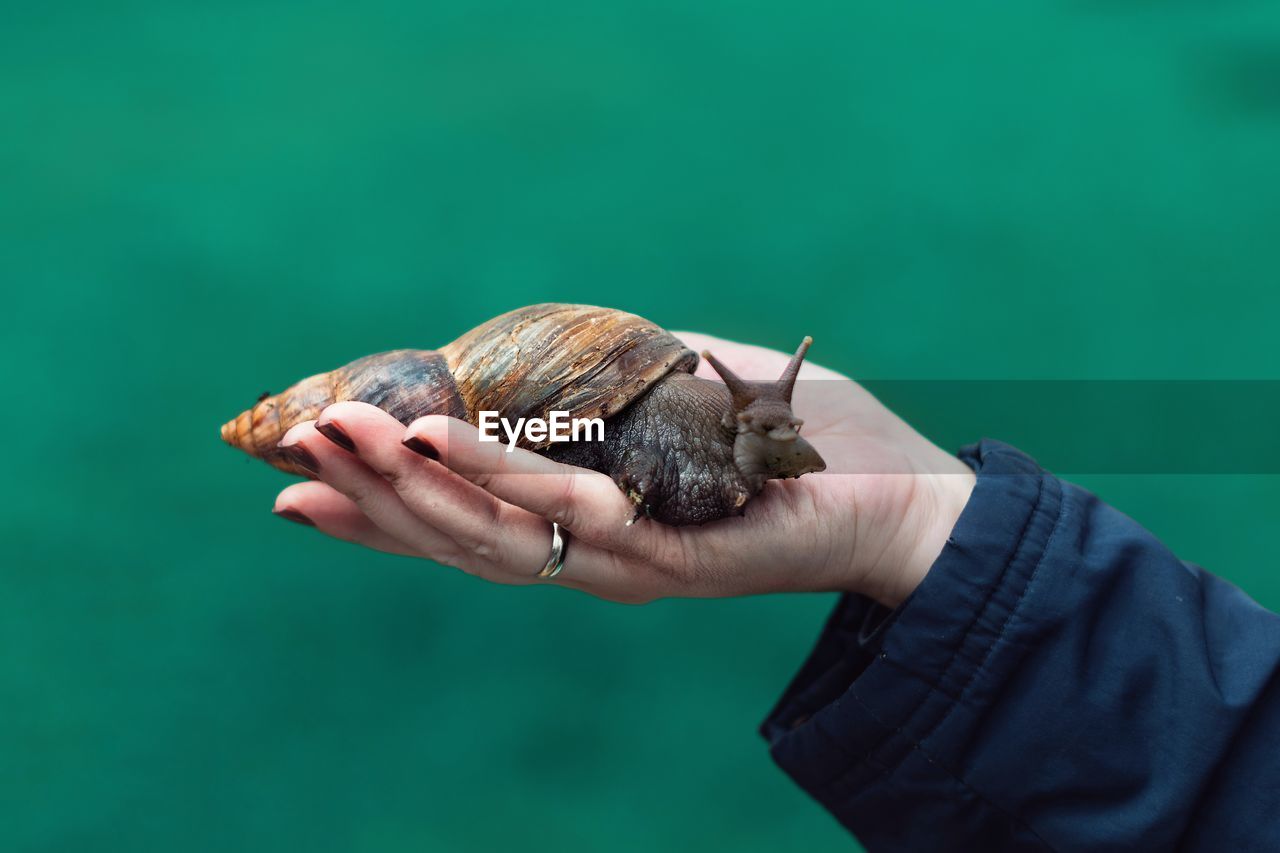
[273,333,974,607]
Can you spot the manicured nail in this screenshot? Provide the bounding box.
[316,421,356,453]
[283,443,320,475]
[402,435,439,461]
[274,507,315,527]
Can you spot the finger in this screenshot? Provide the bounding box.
[278,456,639,598]
[273,480,424,558]
[312,403,632,589]
[402,415,652,554]
[278,419,471,571]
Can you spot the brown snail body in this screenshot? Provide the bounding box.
[221,304,825,525]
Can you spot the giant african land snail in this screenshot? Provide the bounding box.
[222,304,825,525]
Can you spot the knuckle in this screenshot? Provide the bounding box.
[479,494,506,532]
[556,472,579,511]
[427,544,476,575]
[380,465,410,491]
[375,454,422,492]
[344,480,384,513]
[429,548,466,572]
[546,475,580,529]
[548,504,577,530]
[445,499,507,562]
[468,448,511,492]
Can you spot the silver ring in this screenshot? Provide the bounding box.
[537,523,568,579]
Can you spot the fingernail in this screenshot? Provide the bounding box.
[402,435,439,461]
[274,507,315,527]
[317,421,356,453]
[283,443,320,475]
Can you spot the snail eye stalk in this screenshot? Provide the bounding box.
[702,336,813,439]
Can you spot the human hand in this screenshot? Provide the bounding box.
[272,333,974,607]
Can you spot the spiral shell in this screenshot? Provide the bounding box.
[221,303,698,470]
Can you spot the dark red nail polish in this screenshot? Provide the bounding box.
[402,436,439,461]
[317,421,356,453]
[284,443,320,475]
[274,507,315,527]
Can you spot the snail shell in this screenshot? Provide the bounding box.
[221,304,697,469]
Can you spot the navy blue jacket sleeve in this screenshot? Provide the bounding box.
[762,440,1280,852]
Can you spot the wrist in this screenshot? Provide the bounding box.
[853,456,976,609]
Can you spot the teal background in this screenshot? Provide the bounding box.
[3,2,1279,850]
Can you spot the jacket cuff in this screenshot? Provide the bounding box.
[760,439,1063,834]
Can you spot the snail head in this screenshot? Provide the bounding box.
[702,337,826,484]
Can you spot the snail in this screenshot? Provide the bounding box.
[221,304,825,525]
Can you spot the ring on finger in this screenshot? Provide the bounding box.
[537,523,568,579]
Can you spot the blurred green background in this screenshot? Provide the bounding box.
[3,1,1279,850]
